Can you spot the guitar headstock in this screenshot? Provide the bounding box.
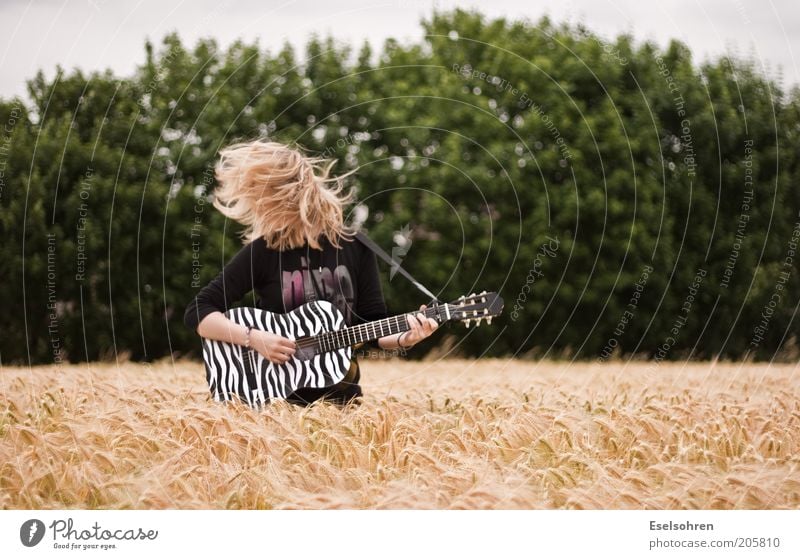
[447,291,504,327]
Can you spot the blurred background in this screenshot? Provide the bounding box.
[2,0,799,365]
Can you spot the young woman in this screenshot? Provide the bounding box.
[184,139,438,406]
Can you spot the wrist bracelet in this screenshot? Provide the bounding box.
[398,331,411,349]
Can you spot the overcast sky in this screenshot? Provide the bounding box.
[1,0,798,101]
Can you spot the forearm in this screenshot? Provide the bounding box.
[377,331,410,350]
[197,312,296,364]
[196,311,249,346]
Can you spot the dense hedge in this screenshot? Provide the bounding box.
[2,10,799,365]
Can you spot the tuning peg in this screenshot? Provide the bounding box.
[487,317,492,325]
[476,318,483,326]
[480,290,486,295]
[464,319,470,328]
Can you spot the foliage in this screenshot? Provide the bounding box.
[2,10,798,364]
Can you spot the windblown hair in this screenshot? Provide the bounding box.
[212,139,356,250]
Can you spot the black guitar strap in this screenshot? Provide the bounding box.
[355,230,439,302]
[302,249,325,303]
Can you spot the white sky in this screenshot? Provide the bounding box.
[1,0,798,102]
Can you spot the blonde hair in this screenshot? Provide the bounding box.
[212,139,356,250]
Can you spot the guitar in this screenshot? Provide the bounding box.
[202,291,504,408]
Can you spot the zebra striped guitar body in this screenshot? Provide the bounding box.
[201,292,504,408]
[202,301,351,408]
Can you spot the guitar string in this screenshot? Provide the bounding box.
[293,303,460,351]
[283,306,438,351]
[312,305,442,346]
[248,299,491,353]
[291,312,418,350]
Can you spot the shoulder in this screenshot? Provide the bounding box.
[336,231,371,259]
[231,236,277,266]
[248,235,270,253]
[243,235,284,256]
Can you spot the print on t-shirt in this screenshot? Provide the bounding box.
[281,255,355,323]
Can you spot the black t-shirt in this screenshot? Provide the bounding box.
[184,234,388,404]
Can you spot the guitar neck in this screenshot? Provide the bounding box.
[314,305,450,353]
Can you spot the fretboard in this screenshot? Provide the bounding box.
[314,305,447,353]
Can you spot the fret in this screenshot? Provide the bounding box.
[310,311,443,353]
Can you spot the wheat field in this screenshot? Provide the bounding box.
[1,357,798,509]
